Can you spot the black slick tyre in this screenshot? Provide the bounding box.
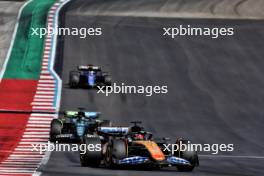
[80,137,102,167]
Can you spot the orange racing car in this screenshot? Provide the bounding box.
[80,121,199,171]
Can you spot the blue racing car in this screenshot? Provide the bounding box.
[69,65,111,88]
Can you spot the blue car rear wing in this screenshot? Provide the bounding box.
[98,127,129,135]
[85,112,100,119]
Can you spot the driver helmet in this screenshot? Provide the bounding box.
[89,70,95,75]
[77,111,85,120]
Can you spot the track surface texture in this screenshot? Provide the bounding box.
[40,0,264,175]
[0,1,24,70]
[66,0,264,19]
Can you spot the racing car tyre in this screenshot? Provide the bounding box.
[69,71,80,88]
[104,76,112,86]
[104,139,127,168]
[80,137,102,167]
[50,119,62,142]
[175,139,199,172]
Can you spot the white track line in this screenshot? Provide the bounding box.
[24,128,50,132]
[34,95,54,98]
[31,102,53,106]
[35,91,54,95]
[38,80,55,83]
[36,87,55,91]
[26,124,50,128]
[24,132,49,135]
[37,84,55,87]
[33,98,54,102]
[1,161,39,164]
[29,117,53,121]
[30,114,54,116]
[200,154,264,159]
[27,121,51,124]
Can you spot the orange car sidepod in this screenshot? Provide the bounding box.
[134,141,165,161]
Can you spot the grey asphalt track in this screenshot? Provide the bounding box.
[39,1,264,176]
[66,0,264,19]
[0,1,24,71]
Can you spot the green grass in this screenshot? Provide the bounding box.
[4,0,55,79]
